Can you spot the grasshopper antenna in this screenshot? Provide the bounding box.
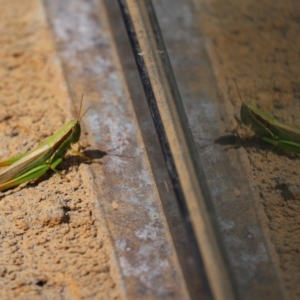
[77,94,84,121]
[79,107,90,122]
[77,94,90,121]
[234,79,244,104]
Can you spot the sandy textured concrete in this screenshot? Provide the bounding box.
[0,0,124,299]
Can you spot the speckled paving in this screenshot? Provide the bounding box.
[0,0,123,298]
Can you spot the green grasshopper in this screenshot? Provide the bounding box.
[0,96,91,192]
[236,80,300,153]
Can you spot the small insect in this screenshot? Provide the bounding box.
[236,80,300,153]
[0,95,91,192]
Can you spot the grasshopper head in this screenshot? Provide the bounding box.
[68,95,88,145]
[240,103,254,126]
[70,121,81,144]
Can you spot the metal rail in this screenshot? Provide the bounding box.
[117,1,238,299]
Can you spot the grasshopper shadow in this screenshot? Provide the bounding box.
[60,149,107,169]
[82,149,107,160]
[215,134,300,159]
[214,134,268,152]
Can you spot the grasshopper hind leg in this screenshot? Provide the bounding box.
[0,164,51,192]
[263,137,300,154]
[0,158,68,192]
[35,158,69,183]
